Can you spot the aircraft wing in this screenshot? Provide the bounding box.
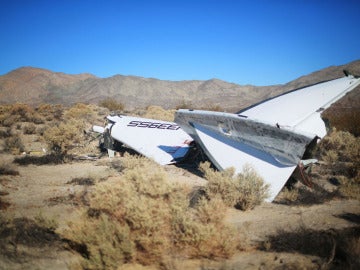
[238,75,360,138]
[175,74,360,201]
[97,115,193,165]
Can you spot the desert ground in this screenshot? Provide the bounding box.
[0,103,359,270]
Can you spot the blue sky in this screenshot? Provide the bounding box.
[1,0,359,85]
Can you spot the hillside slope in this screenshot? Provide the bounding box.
[0,60,359,112]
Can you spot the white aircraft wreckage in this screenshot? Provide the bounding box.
[93,115,194,165]
[92,72,360,201]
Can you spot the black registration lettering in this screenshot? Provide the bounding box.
[127,121,180,130]
[127,120,141,127]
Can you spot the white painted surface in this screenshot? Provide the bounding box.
[109,115,193,165]
[175,75,360,201]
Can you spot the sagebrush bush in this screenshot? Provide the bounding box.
[43,119,85,154]
[199,103,224,111]
[318,129,360,199]
[9,103,35,122]
[99,98,125,112]
[142,106,175,122]
[23,123,37,134]
[0,128,11,138]
[64,103,97,122]
[318,129,359,163]
[3,135,25,154]
[0,104,44,125]
[36,103,64,120]
[64,155,238,269]
[200,162,269,210]
[338,177,360,200]
[175,100,193,110]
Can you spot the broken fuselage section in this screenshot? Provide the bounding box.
[92,115,194,164]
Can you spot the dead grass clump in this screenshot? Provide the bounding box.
[64,155,238,269]
[99,98,125,112]
[200,162,269,210]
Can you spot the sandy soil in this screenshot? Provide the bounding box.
[0,152,359,270]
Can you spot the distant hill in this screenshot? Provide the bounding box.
[0,60,359,112]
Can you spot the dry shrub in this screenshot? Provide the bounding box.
[64,155,238,269]
[43,119,85,154]
[338,177,360,200]
[318,129,360,199]
[64,103,97,122]
[175,101,223,112]
[199,104,224,111]
[0,104,45,127]
[279,187,300,203]
[3,135,25,154]
[9,103,35,122]
[172,195,238,259]
[23,123,37,134]
[143,105,175,122]
[200,162,269,210]
[0,128,11,138]
[175,100,193,110]
[319,129,359,163]
[67,212,134,269]
[99,98,125,112]
[0,113,15,127]
[36,103,64,120]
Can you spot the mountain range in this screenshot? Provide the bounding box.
[0,60,359,112]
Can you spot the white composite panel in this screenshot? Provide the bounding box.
[194,123,296,201]
[175,75,360,201]
[240,76,360,137]
[109,116,192,165]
